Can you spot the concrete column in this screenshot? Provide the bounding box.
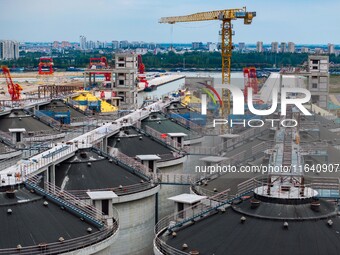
[43,168,49,190]
[102,137,108,153]
[48,164,56,186]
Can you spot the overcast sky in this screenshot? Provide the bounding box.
[0,0,339,44]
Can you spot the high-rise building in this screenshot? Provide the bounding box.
[280,42,287,53]
[301,47,309,53]
[192,42,203,50]
[86,40,95,50]
[271,42,279,53]
[288,42,295,53]
[256,41,263,53]
[238,42,246,52]
[79,35,87,50]
[0,40,19,60]
[207,42,217,52]
[328,43,335,54]
[112,41,119,50]
[314,48,324,54]
[120,40,129,49]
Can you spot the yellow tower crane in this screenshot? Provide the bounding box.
[159,7,256,118]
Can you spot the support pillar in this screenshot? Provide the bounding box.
[43,168,49,190]
[48,164,56,186]
[102,137,108,153]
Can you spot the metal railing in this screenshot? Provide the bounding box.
[167,112,203,133]
[23,129,65,141]
[0,144,77,187]
[145,126,183,150]
[0,227,115,255]
[183,145,218,155]
[111,150,152,179]
[236,175,340,198]
[67,181,153,199]
[0,98,51,109]
[25,175,105,225]
[154,188,232,255]
[0,130,15,147]
[152,172,199,185]
[34,109,62,129]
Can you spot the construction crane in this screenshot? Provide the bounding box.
[1,66,22,101]
[159,7,256,118]
[137,54,149,89]
[89,57,111,81]
[243,67,258,100]
[38,57,54,75]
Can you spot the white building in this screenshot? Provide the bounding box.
[238,42,246,52]
[328,43,335,54]
[256,41,263,53]
[79,35,87,50]
[207,42,217,52]
[301,47,309,53]
[271,42,279,53]
[288,42,295,53]
[280,42,287,53]
[112,40,119,50]
[0,40,19,60]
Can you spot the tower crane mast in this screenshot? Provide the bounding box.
[159,7,256,118]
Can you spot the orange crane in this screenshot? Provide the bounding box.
[160,7,256,118]
[89,57,111,81]
[243,67,258,100]
[137,54,149,89]
[1,66,22,101]
[38,57,54,75]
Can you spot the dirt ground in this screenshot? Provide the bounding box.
[0,72,84,99]
[330,75,340,93]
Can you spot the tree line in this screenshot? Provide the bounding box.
[1,50,340,70]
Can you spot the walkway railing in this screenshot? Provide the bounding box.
[34,109,62,129]
[0,99,171,186]
[154,188,235,255]
[145,126,183,150]
[111,150,152,178]
[1,174,119,254]
[0,144,77,186]
[152,172,199,185]
[25,175,105,226]
[167,112,203,133]
[67,182,154,199]
[0,227,115,255]
[0,130,15,147]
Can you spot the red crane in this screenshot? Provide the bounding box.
[38,57,54,75]
[243,67,258,101]
[1,66,22,101]
[137,55,149,88]
[89,57,111,81]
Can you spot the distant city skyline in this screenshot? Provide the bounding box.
[0,0,339,44]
